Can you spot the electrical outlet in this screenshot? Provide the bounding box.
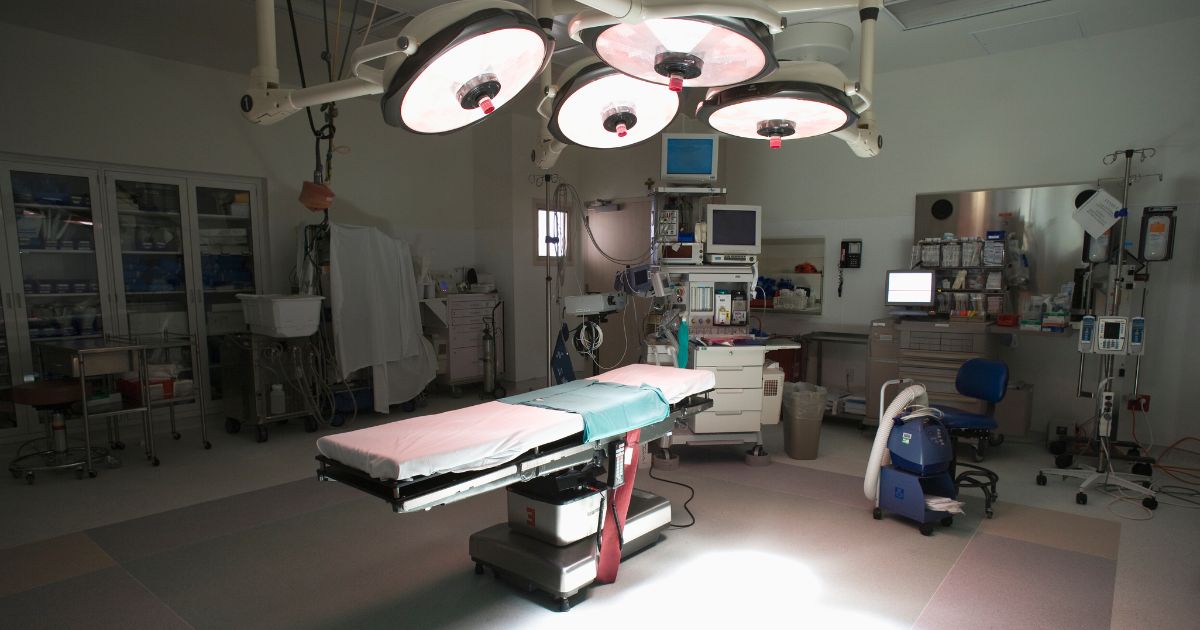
[1126,394,1151,412]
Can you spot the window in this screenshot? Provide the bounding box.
[537,209,568,258]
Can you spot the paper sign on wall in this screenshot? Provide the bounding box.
[1072,189,1122,238]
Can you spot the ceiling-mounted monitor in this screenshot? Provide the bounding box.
[661,133,719,184]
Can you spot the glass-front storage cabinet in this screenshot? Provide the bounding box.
[0,156,267,442]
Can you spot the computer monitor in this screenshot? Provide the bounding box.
[705,204,761,255]
[661,133,719,184]
[885,270,936,307]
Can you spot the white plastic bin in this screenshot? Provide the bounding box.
[237,294,324,338]
[782,382,827,459]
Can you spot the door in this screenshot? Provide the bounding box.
[0,213,22,434]
[103,171,202,413]
[0,162,116,431]
[187,180,265,403]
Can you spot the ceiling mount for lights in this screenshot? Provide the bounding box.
[544,60,681,150]
[240,0,552,135]
[571,14,778,91]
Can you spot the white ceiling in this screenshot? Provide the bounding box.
[2,0,1197,89]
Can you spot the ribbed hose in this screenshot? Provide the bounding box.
[863,384,928,503]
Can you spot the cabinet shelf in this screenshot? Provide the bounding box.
[15,202,92,212]
[118,209,182,218]
[936,289,1006,294]
[197,213,250,221]
[127,290,186,295]
[122,250,182,255]
[19,249,95,255]
[26,292,100,298]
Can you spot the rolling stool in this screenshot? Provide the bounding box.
[933,359,1008,519]
[5,381,115,484]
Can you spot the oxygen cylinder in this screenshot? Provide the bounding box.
[51,412,67,453]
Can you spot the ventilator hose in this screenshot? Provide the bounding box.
[863,384,929,502]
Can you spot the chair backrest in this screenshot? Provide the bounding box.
[956,358,1009,404]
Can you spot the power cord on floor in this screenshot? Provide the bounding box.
[648,457,697,528]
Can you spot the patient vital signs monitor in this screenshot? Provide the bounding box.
[661,133,719,184]
[885,270,936,307]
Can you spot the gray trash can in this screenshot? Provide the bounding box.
[782,382,827,460]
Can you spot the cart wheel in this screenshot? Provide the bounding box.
[75,468,84,480]
[744,447,771,467]
[331,415,345,428]
[305,418,319,433]
[10,469,20,479]
[872,508,882,520]
[1055,454,1074,469]
[111,441,125,450]
[988,433,1005,447]
[558,598,571,613]
[152,457,160,467]
[225,418,241,434]
[474,563,484,575]
[494,385,507,399]
[940,516,954,527]
[203,441,212,450]
[1036,473,1047,486]
[985,507,994,519]
[1131,462,1153,477]
[972,448,985,463]
[1142,480,1152,489]
[1075,492,1088,505]
[256,426,268,443]
[25,472,35,485]
[401,400,416,413]
[919,523,934,536]
[1142,496,1158,510]
[89,470,98,478]
[450,386,463,399]
[1127,447,1141,458]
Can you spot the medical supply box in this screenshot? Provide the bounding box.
[507,479,605,546]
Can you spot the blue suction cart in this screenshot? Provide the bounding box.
[872,411,957,536]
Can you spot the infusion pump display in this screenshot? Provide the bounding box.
[1079,316,1145,355]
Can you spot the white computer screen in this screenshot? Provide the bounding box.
[886,271,935,306]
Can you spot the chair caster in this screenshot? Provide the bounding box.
[872,507,882,520]
[1036,473,1047,486]
[988,433,1005,447]
[745,446,771,467]
[940,516,954,527]
[171,432,181,440]
[1131,462,1153,477]
[1075,492,1088,505]
[1142,496,1158,510]
[919,523,934,536]
[203,441,212,450]
[256,426,268,443]
[985,507,995,519]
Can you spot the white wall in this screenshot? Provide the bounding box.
[0,21,479,293]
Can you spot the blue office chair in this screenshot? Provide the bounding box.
[934,358,1008,519]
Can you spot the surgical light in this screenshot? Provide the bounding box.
[548,62,681,149]
[697,74,857,147]
[573,16,777,92]
[382,5,553,133]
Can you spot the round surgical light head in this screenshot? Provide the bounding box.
[382,4,552,134]
[696,70,857,148]
[577,16,776,92]
[549,63,681,149]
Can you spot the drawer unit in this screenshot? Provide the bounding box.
[688,410,762,434]
[697,365,763,390]
[422,294,504,387]
[894,320,995,421]
[708,388,762,413]
[694,346,764,368]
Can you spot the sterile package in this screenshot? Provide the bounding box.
[941,242,961,268]
[920,242,941,267]
[961,239,983,267]
[982,241,1005,267]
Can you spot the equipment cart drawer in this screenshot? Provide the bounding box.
[708,388,762,413]
[695,347,764,368]
[698,365,763,389]
[688,410,761,434]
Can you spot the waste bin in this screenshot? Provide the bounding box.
[782,382,827,460]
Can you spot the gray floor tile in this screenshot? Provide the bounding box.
[0,566,191,630]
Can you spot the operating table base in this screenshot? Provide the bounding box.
[469,489,671,612]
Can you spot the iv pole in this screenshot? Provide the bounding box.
[1038,148,1158,509]
[532,173,561,388]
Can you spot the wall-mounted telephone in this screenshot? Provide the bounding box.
[840,240,863,268]
[837,239,862,297]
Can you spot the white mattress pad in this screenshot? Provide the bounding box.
[316,364,715,481]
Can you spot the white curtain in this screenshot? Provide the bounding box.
[329,224,436,412]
